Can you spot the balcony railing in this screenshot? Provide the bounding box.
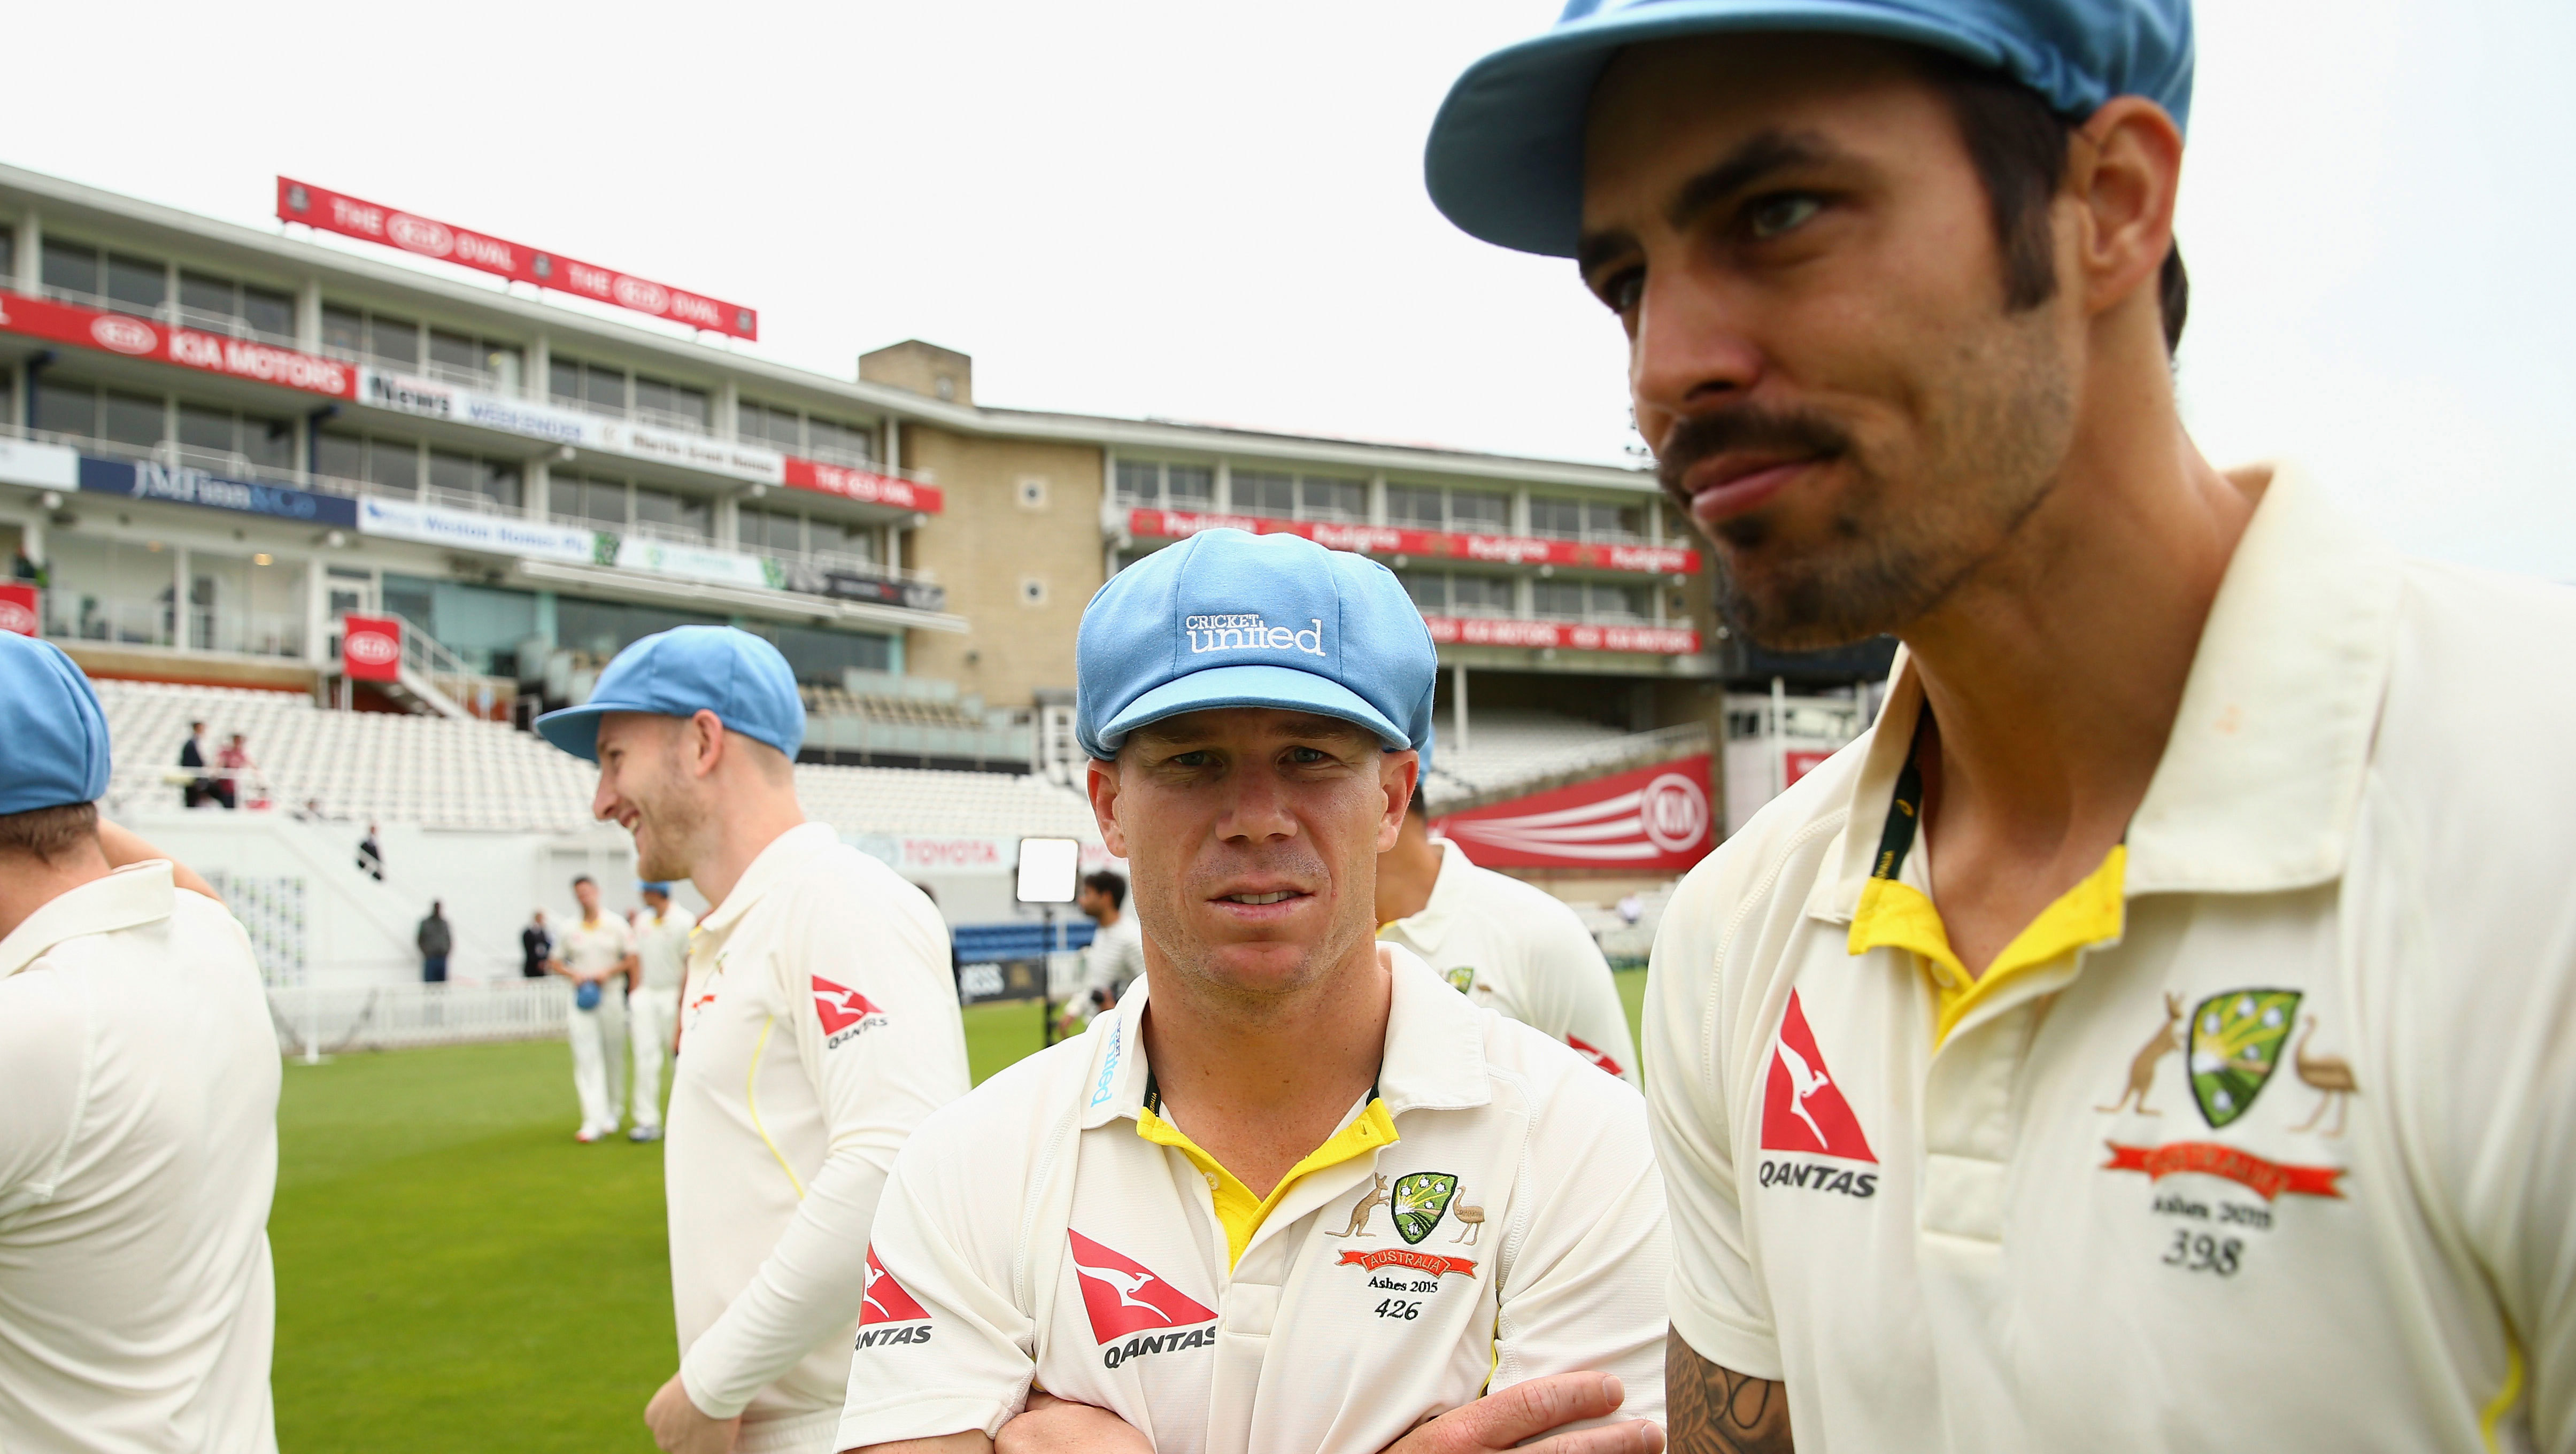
[546,394,714,437]
[39,285,302,352]
[188,607,306,660]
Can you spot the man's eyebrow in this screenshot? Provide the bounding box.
[1578,127,1842,275]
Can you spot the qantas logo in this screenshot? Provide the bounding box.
[854,1248,934,1348]
[1069,1229,1215,1366]
[1761,991,1876,1163]
[813,977,888,1047]
[1567,1033,1625,1078]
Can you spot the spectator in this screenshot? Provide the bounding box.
[1616,890,1645,927]
[212,733,254,810]
[292,796,326,822]
[357,823,383,881]
[520,909,553,980]
[179,720,215,809]
[416,901,453,983]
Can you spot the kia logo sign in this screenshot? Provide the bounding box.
[387,213,454,257]
[89,315,158,355]
[1639,772,1710,853]
[345,631,398,666]
[611,275,670,313]
[0,601,35,637]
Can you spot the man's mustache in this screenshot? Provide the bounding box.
[1654,406,1856,512]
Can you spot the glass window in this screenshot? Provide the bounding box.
[244,415,296,472]
[549,357,582,403]
[179,403,235,454]
[1529,497,1583,539]
[244,287,295,341]
[0,226,12,278]
[32,379,94,438]
[429,330,480,376]
[634,486,681,527]
[584,362,625,414]
[1400,572,1446,610]
[315,431,366,482]
[367,314,419,367]
[1115,460,1160,507]
[180,271,236,321]
[811,416,870,461]
[1450,489,1510,533]
[744,508,800,554]
[478,462,521,509]
[483,341,523,392]
[102,391,164,448]
[1165,465,1214,508]
[671,383,709,429]
[106,253,165,312]
[1451,575,1514,615]
[635,375,675,419]
[1235,469,1295,518]
[1585,501,1643,539]
[429,450,476,494]
[746,622,894,685]
[1591,582,1649,619]
[1386,485,1444,529]
[322,305,365,357]
[1533,580,1586,619]
[41,242,100,299]
[365,438,419,492]
[1300,476,1364,521]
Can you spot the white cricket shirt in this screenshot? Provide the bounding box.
[0,862,280,1454]
[1644,466,2576,1452]
[1381,838,1638,1083]
[668,823,972,1450]
[637,903,697,993]
[559,912,636,981]
[1082,912,1147,1003]
[836,945,1668,1454]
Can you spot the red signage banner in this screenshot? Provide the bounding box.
[0,289,357,398]
[1422,614,1700,656]
[342,613,403,683]
[1128,507,1698,576]
[277,177,758,342]
[0,583,37,637]
[1435,754,1716,871]
[781,457,945,514]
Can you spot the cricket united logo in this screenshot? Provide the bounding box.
[2187,988,2301,1128]
[1390,1172,1459,1245]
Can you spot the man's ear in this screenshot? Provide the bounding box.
[2068,96,2181,326]
[687,709,727,779]
[1377,750,1419,853]
[1087,758,1129,861]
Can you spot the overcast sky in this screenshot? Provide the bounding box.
[13,0,2571,578]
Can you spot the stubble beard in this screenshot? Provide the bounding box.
[629,751,712,885]
[1145,844,1377,1022]
[1678,311,2078,651]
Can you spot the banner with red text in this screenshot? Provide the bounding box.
[1128,507,1696,575]
[277,178,758,341]
[1436,755,1716,870]
[1421,614,1699,656]
[0,289,356,398]
[782,457,945,514]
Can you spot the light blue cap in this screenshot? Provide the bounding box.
[639,881,673,895]
[535,625,804,762]
[1076,530,1436,761]
[0,635,112,815]
[1425,0,2194,257]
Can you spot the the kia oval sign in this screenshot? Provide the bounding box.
[89,314,158,355]
[342,613,403,682]
[0,584,38,637]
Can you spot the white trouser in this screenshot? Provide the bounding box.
[628,986,678,1130]
[567,986,629,1132]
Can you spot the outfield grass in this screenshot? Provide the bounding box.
[271,976,1648,1450]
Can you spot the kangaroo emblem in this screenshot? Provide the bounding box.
[1324,1173,1390,1238]
[2096,992,2185,1116]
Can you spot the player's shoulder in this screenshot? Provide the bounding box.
[1661,731,1861,956]
[890,1032,1090,1198]
[768,836,942,928]
[1453,853,1592,932]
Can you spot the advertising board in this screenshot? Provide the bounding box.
[0,289,356,398]
[77,456,360,529]
[1434,755,1716,871]
[1128,507,1696,575]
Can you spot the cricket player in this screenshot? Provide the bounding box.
[0,633,280,1452]
[628,882,697,1143]
[536,627,970,1454]
[551,873,639,1143]
[1424,2,2576,1449]
[1056,870,1145,1034]
[1376,775,1637,1083]
[835,530,1668,1454]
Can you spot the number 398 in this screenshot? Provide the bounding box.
[2162,1231,2242,1277]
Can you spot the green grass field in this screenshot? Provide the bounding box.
[271,973,1648,1451]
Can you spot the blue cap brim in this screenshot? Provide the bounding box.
[1425,0,2006,257]
[1094,663,1413,757]
[534,702,611,761]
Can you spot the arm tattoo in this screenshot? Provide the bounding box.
[1665,1328,1793,1454]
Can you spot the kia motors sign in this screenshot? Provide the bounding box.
[0,583,38,637]
[277,178,758,341]
[1434,755,1716,871]
[342,614,403,683]
[1421,614,1701,656]
[0,289,357,398]
[1129,508,1697,576]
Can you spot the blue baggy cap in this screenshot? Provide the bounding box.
[1076,530,1436,761]
[534,625,804,762]
[1425,0,2195,257]
[0,634,112,815]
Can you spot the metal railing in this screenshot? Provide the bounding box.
[269,978,572,1059]
[425,484,519,517]
[37,284,302,352]
[47,597,175,648]
[188,607,305,660]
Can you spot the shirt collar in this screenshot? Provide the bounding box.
[1385,838,1475,940]
[695,821,838,939]
[1077,941,1492,1131]
[1,861,177,979]
[1811,464,2400,921]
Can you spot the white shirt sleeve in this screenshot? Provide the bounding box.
[835,1136,1039,1448]
[1641,860,1781,1380]
[1492,1071,1670,1426]
[1534,903,1640,1085]
[0,965,86,1220]
[680,879,974,1419]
